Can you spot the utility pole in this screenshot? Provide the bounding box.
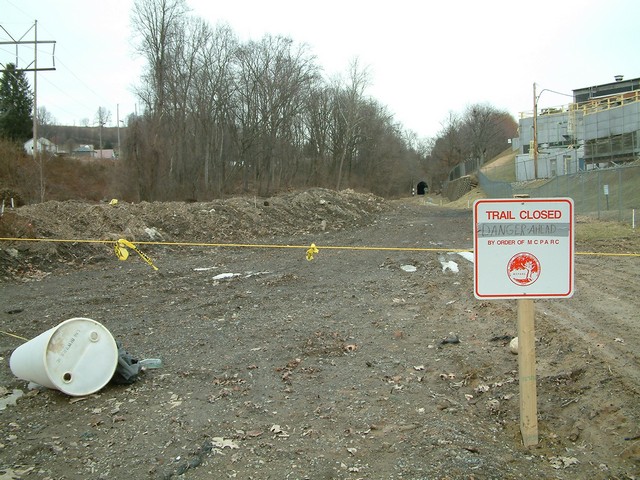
[34,21,41,199]
[0,21,56,202]
[117,103,121,157]
[533,82,538,181]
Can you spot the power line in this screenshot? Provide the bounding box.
[54,57,116,109]
[2,2,137,125]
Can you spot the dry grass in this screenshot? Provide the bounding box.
[575,215,640,250]
[480,148,517,182]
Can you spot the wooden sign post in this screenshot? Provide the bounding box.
[517,298,538,446]
[473,198,574,446]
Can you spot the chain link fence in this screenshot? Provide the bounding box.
[478,164,640,225]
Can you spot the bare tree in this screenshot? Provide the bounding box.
[425,105,517,191]
[234,34,319,196]
[331,57,370,191]
[302,85,333,185]
[461,103,517,165]
[130,0,188,199]
[352,100,409,195]
[191,22,238,198]
[132,0,187,114]
[427,112,465,189]
[124,0,450,200]
[122,115,163,200]
[36,106,56,139]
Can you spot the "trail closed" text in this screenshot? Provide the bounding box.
[486,209,563,220]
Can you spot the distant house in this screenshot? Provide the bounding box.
[94,149,116,159]
[70,145,116,159]
[24,137,57,156]
[72,145,95,157]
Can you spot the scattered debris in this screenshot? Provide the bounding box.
[509,337,519,354]
[439,257,459,273]
[138,358,163,369]
[144,227,164,241]
[549,456,579,469]
[0,467,35,479]
[210,271,270,281]
[211,437,240,450]
[111,341,143,385]
[474,384,490,394]
[212,272,241,280]
[270,425,289,438]
[568,420,585,442]
[400,264,417,272]
[0,389,23,411]
[441,333,460,345]
[452,251,474,263]
[490,334,514,342]
[485,398,500,413]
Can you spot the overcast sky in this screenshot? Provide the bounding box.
[2,0,638,138]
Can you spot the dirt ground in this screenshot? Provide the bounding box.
[0,188,638,480]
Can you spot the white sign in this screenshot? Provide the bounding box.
[473,198,574,299]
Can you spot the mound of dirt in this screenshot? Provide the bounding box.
[1,188,386,280]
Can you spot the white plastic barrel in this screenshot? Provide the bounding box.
[10,317,119,396]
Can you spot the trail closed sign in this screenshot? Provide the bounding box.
[473,198,574,299]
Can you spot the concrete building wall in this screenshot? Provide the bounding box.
[516,146,583,182]
[517,97,639,179]
[581,102,640,139]
[518,111,571,153]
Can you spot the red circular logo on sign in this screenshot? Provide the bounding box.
[507,252,541,286]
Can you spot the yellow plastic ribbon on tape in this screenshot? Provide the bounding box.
[306,243,319,261]
[114,239,158,270]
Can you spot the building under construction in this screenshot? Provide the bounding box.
[515,76,640,181]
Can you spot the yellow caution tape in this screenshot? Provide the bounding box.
[0,236,638,258]
[114,241,129,261]
[115,239,158,270]
[306,243,319,261]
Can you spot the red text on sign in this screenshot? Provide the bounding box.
[520,210,562,220]
[486,210,515,220]
[485,209,563,220]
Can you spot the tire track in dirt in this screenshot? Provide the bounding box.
[539,255,640,394]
